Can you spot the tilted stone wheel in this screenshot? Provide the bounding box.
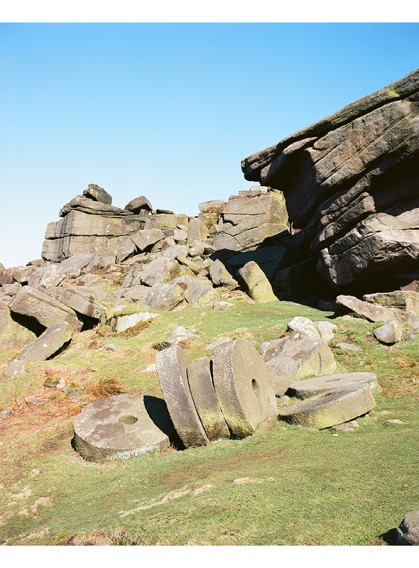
[156,345,209,448]
[72,394,174,462]
[187,357,230,441]
[212,339,277,438]
[278,384,375,429]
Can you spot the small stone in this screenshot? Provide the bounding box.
[65,384,85,399]
[166,326,200,345]
[103,343,117,352]
[43,376,66,389]
[3,359,27,380]
[373,319,403,345]
[111,312,159,333]
[335,342,363,353]
[397,510,419,545]
[330,420,360,431]
[213,301,234,311]
[143,364,157,373]
[0,409,12,418]
[386,419,408,425]
[25,397,47,407]
[287,317,320,340]
[315,321,338,343]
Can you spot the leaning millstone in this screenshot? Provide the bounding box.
[187,357,230,441]
[238,261,277,303]
[397,510,419,545]
[287,317,320,340]
[2,359,27,380]
[260,332,337,396]
[278,384,375,429]
[16,321,74,361]
[212,339,277,438]
[82,183,112,204]
[373,319,403,345]
[125,196,152,214]
[111,312,159,333]
[156,345,208,448]
[287,372,377,399]
[73,394,175,462]
[336,295,394,322]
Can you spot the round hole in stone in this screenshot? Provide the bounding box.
[118,415,138,425]
[251,379,259,393]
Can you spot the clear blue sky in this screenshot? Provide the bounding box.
[0,22,418,268]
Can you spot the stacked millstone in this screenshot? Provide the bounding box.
[72,339,278,461]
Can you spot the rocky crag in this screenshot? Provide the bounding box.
[242,68,419,296]
[1,70,419,463]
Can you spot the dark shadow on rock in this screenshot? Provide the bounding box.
[10,311,46,337]
[47,339,72,359]
[380,528,403,546]
[143,395,185,451]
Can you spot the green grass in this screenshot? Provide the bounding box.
[0,300,418,545]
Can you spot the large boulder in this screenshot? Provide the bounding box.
[237,261,278,303]
[260,332,337,396]
[82,183,112,204]
[212,187,288,252]
[242,69,419,294]
[0,303,36,350]
[8,286,82,333]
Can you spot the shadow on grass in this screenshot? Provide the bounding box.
[380,528,402,545]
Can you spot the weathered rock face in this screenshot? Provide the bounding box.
[212,187,288,253]
[242,69,419,294]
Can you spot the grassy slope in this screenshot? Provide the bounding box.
[0,300,418,545]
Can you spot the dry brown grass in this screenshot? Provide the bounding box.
[86,377,124,398]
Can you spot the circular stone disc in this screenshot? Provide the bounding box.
[156,345,208,448]
[212,339,277,438]
[187,357,230,441]
[72,394,173,462]
[278,384,375,429]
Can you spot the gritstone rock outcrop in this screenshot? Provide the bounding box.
[242,69,419,296]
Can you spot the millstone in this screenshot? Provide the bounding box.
[156,345,208,448]
[278,384,375,429]
[187,357,230,441]
[72,394,174,461]
[287,372,377,399]
[212,339,277,438]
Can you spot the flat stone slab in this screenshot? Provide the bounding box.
[287,372,377,399]
[336,295,394,322]
[278,384,375,429]
[187,357,230,441]
[17,321,73,361]
[212,339,277,438]
[73,394,175,461]
[156,345,208,448]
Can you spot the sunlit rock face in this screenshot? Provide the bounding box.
[242,69,419,294]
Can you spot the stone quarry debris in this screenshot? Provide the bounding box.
[287,372,377,399]
[73,394,175,462]
[336,295,395,322]
[16,321,73,362]
[111,312,159,333]
[278,383,376,429]
[260,332,337,396]
[212,338,277,437]
[186,357,230,441]
[156,345,209,448]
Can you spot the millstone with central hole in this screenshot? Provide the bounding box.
[187,357,230,441]
[212,339,277,437]
[156,345,209,448]
[72,394,175,461]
